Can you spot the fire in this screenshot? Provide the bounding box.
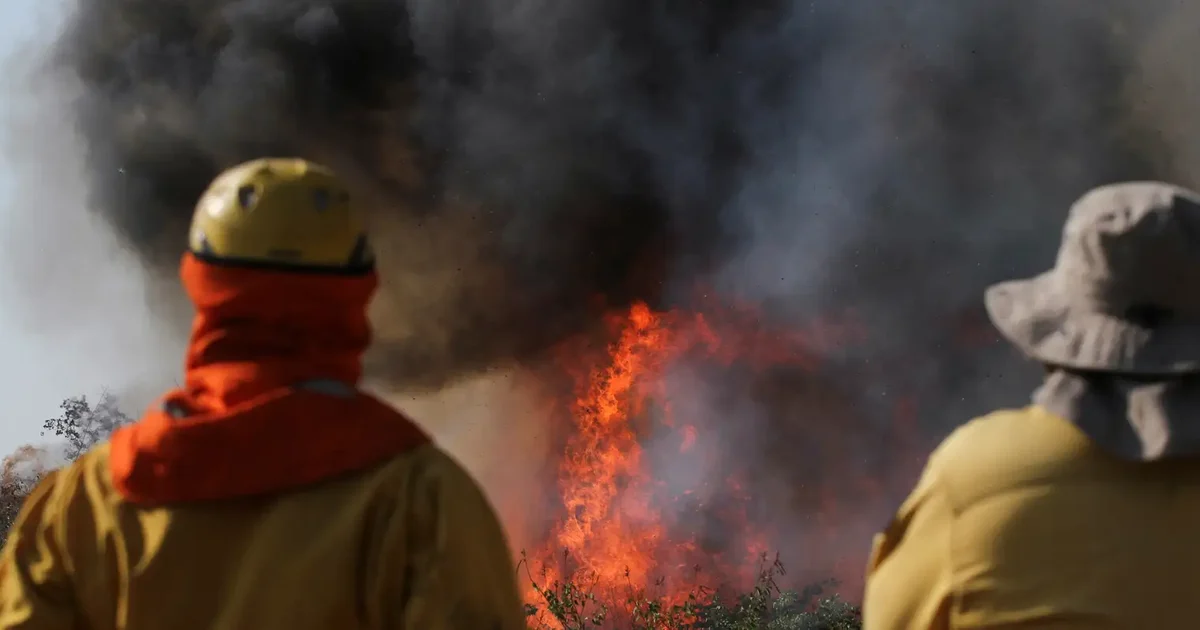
[526,300,860,628]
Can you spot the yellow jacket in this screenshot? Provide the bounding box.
[0,441,527,630]
[864,405,1200,629]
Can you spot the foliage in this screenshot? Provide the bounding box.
[0,446,50,535]
[0,393,134,543]
[522,553,862,630]
[42,391,133,460]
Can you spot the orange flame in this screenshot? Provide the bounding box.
[526,300,861,628]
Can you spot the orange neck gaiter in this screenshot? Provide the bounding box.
[110,253,428,505]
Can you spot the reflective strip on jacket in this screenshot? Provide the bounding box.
[0,441,528,630]
[864,405,1200,629]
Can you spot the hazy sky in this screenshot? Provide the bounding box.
[0,0,65,453]
[0,0,184,456]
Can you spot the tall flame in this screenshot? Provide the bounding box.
[526,300,851,628]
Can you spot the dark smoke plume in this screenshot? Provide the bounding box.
[36,2,1200,443]
[47,0,1198,408]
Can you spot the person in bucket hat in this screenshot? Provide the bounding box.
[863,181,1200,629]
[0,159,527,630]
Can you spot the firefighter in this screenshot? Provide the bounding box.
[864,181,1200,628]
[0,158,528,629]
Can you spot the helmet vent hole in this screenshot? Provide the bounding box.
[237,185,257,209]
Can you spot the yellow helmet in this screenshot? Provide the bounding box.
[187,158,374,272]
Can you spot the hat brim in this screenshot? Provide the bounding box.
[984,272,1200,375]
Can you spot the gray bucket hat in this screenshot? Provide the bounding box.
[985,181,1200,375]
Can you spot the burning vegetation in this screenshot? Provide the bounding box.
[530,303,779,614]
[517,298,920,627]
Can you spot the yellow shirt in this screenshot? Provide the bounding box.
[0,441,527,630]
[864,406,1200,629]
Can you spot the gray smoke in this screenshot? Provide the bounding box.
[4,0,1200,597]
[30,1,1192,392]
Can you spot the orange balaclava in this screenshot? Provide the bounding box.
[109,159,427,505]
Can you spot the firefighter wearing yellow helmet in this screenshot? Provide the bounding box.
[0,158,528,630]
[187,158,375,269]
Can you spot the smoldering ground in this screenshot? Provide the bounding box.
[5,0,1200,592]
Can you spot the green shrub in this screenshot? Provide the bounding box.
[522,552,862,630]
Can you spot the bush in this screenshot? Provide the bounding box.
[0,393,134,546]
[42,391,132,460]
[521,552,862,630]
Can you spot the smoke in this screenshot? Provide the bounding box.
[5,0,1200,595]
[378,367,556,554]
[32,0,1193,391]
[0,0,185,419]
